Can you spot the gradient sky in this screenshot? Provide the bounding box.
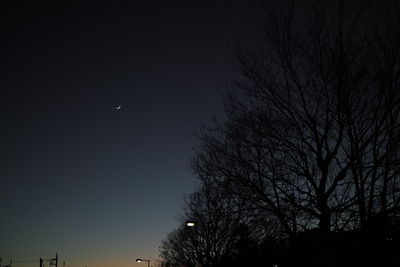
[0,1,265,267]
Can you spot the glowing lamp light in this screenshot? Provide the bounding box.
[186,221,195,227]
[136,258,150,267]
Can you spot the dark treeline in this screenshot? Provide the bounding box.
[160,0,400,266]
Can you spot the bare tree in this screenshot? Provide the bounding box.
[191,0,400,235]
[159,182,251,267]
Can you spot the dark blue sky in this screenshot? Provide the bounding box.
[0,1,265,266]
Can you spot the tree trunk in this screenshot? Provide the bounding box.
[319,207,331,234]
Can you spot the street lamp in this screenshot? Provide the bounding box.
[136,259,150,267]
[185,220,195,227]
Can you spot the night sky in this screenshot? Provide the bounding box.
[0,1,265,266]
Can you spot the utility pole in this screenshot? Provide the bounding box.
[0,258,12,267]
[49,253,58,267]
[40,252,58,267]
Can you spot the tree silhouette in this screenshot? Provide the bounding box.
[161,1,400,266]
[160,182,251,267]
[191,0,400,236]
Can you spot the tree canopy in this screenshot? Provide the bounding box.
[160,1,400,266]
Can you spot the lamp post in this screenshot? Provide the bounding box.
[136,259,150,267]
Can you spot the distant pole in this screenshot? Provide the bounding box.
[55,253,58,267]
[40,258,43,267]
